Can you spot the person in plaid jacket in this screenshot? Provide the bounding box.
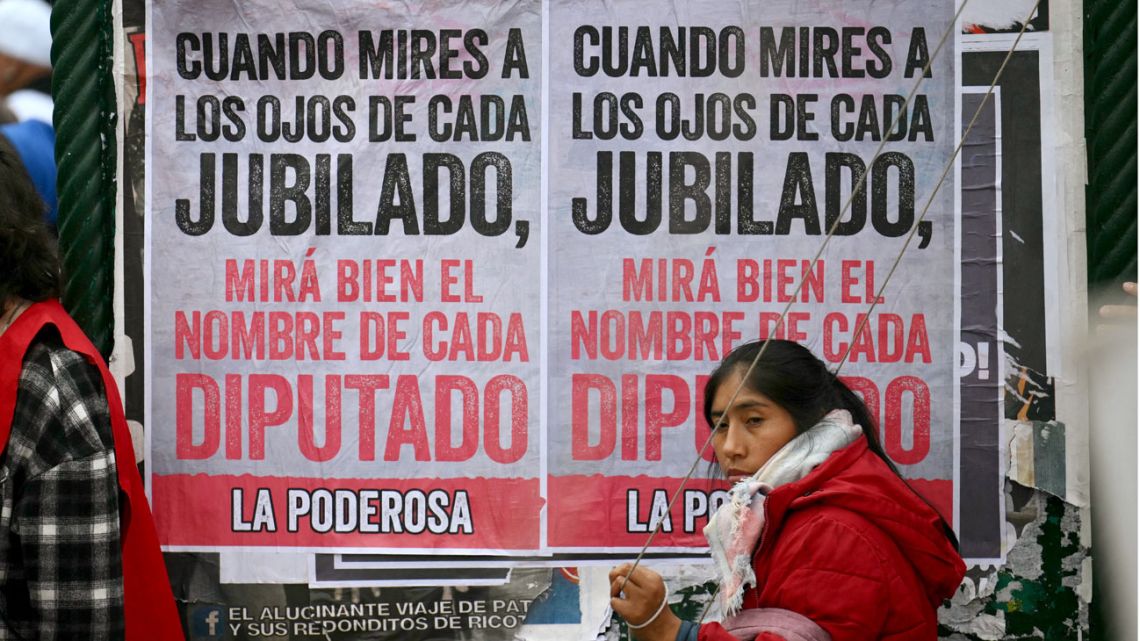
[0,136,180,638]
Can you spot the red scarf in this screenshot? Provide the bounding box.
[0,300,182,640]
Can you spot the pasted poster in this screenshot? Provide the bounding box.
[545,0,956,551]
[146,0,963,560]
[147,0,544,552]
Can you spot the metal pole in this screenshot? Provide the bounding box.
[50,0,118,358]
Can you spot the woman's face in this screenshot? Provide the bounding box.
[709,369,799,482]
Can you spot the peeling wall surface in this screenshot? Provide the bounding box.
[940,485,1089,641]
[960,1,1092,639]
[110,0,1093,638]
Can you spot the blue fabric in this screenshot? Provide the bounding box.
[676,619,699,641]
[1,120,56,226]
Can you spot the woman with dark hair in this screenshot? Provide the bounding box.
[609,340,965,641]
[0,139,181,639]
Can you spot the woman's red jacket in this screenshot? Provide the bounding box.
[699,437,966,641]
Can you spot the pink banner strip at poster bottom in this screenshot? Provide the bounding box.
[152,475,542,550]
[545,476,953,549]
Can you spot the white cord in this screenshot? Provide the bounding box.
[626,582,670,630]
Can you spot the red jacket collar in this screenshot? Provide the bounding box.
[757,435,965,607]
[758,436,872,546]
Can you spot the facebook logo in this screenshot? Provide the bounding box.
[190,606,226,639]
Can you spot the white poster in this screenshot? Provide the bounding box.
[546,0,956,550]
[148,0,544,551]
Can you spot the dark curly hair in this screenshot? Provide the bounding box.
[0,133,59,305]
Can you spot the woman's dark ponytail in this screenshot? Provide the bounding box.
[829,375,901,477]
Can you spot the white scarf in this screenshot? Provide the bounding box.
[703,409,863,616]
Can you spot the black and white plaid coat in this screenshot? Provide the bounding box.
[0,330,124,639]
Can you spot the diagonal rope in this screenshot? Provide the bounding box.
[615,0,971,599]
[686,0,1044,626]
